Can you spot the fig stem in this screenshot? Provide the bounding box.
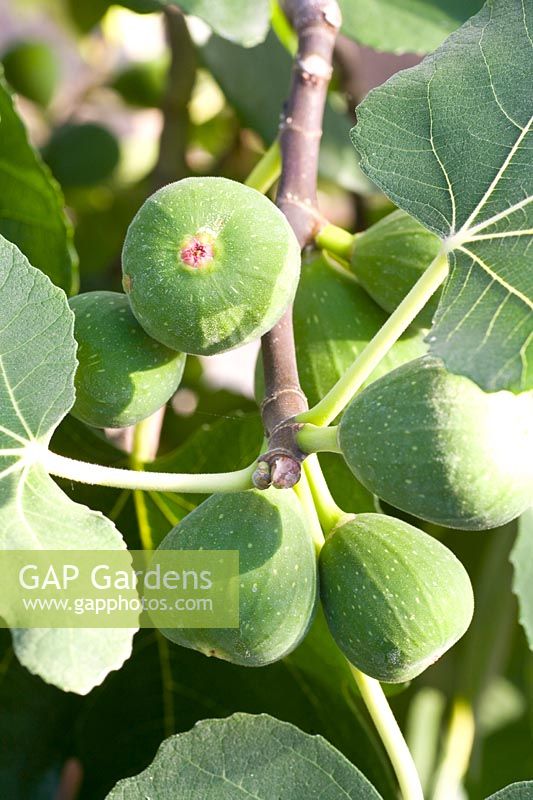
[315,223,357,262]
[296,423,340,454]
[349,665,424,800]
[302,455,345,533]
[130,413,166,552]
[431,697,475,800]
[130,411,165,468]
[298,249,449,426]
[270,0,298,55]
[42,449,255,494]
[244,139,282,194]
[292,469,325,551]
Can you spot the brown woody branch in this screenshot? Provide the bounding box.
[106,11,196,457]
[253,0,341,489]
[152,8,196,188]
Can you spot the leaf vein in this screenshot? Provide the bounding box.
[457,245,533,308]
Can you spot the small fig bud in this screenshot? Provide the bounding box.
[271,456,301,489]
[252,461,272,490]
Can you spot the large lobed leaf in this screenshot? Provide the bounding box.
[487,783,533,799]
[106,713,384,799]
[77,617,396,799]
[339,0,483,55]
[178,0,270,47]
[0,76,77,294]
[352,0,533,392]
[0,235,134,694]
[124,0,271,47]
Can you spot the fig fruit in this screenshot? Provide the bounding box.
[256,253,426,408]
[339,356,533,530]
[64,0,108,33]
[319,452,375,514]
[122,177,300,355]
[112,59,167,108]
[2,41,58,108]
[350,210,442,327]
[319,513,474,682]
[69,291,185,428]
[43,123,120,187]
[157,488,318,666]
[120,0,161,11]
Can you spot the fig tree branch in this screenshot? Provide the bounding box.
[152,8,196,188]
[106,14,195,456]
[255,0,341,489]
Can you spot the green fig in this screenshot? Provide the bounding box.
[339,357,533,530]
[65,0,109,33]
[119,0,161,11]
[292,253,427,407]
[43,123,120,187]
[255,252,427,407]
[157,488,318,666]
[69,291,185,428]
[2,41,58,108]
[111,59,167,108]
[319,513,474,682]
[350,210,442,328]
[122,177,301,355]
